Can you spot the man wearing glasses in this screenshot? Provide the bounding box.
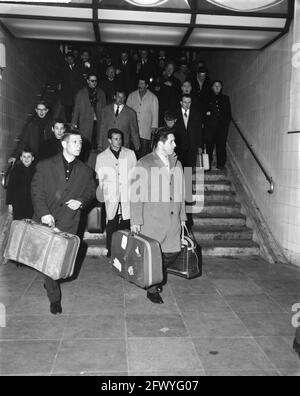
[72,72,106,161]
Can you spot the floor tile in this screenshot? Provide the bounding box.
[71,294,124,315]
[268,294,300,313]
[126,314,188,338]
[127,338,203,372]
[174,293,231,313]
[63,314,125,339]
[182,311,250,338]
[129,370,206,377]
[210,279,264,296]
[193,337,275,371]
[0,340,59,375]
[205,370,280,376]
[224,294,284,313]
[254,336,300,370]
[0,315,67,340]
[237,313,295,337]
[254,280,300,295]
[53,339,127,374]
[13,295,74,316]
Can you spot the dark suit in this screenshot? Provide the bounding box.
[117,60,136,96]
[174,107,204,168]
[157,74,181,124]
[98,104,140,152]
[204,93,232,168]
[31,154,96,303]
[59,62,84,122]
[191,75,212,116]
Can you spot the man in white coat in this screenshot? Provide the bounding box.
[127,76,159,159]
[95,129,136,258]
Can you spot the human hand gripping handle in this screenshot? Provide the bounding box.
[41,215,55,228]
[131,225,141,234]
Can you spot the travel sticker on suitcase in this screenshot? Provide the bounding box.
[111,230,163,289]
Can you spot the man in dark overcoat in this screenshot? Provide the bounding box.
[174,94,204,169]
[31,131,96,314]
[204,80,232,170]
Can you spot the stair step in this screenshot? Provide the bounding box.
[204,172,228,182]
[200,240,260,257]
[195,181,233,193]
[201,202,241,215]
[204,191,237,203]
[193,226,253,241]
[193,214,246,227]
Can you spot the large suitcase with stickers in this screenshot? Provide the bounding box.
[4,219,80,280]
[111,230,163,289]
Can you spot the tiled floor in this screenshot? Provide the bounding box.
[0,256,300,376]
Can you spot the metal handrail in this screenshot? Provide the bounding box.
[232,118,274,194]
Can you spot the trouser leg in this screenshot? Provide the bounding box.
[216,125,229,168]
[148,252,180,294]
[137,139,151,159]
[44,275,61,303]
[106,212,120,256]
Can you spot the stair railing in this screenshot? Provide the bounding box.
[231,118,274,194]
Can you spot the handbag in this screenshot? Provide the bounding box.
[167,224,202,279]
[197,148,210,170]
[1,163,13,189]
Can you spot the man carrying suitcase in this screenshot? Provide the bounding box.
[130,128,187,304]
[31,131,96,314]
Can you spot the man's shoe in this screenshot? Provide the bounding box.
[147,292,164,304]
[50,301,62,315]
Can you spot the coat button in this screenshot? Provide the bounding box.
[171,211,174,215]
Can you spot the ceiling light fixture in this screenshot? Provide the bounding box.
[206,0,284,12]
[125,0,169,7]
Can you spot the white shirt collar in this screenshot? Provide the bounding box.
[114,104,125,112]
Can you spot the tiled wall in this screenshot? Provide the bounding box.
[204,23,300,266]
[0,28,63,216]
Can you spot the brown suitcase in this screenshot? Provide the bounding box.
[4,219,80,280]
[111,230,163,289]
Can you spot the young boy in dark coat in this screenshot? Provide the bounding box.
[6,149,35,220]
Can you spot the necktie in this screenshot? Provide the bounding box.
[115,106,120,117]
[184,111,188,118]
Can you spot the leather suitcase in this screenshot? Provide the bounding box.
[111,230,163,289]
[87,205,104,233]
[4,219,80,280]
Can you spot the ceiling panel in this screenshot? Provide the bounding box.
[99,23,188,45]
[99,0,191,10]
[0,4,92,19]
[186,28,280,49]
[195,14,286,28]
[0,18,95,41]
[98,9,191,24]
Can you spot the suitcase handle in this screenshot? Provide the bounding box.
[24,219,61,234]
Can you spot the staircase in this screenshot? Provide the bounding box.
[192,169,260,257]
[84,169,260,258]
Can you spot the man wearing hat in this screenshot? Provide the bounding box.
[127,75,159,159]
